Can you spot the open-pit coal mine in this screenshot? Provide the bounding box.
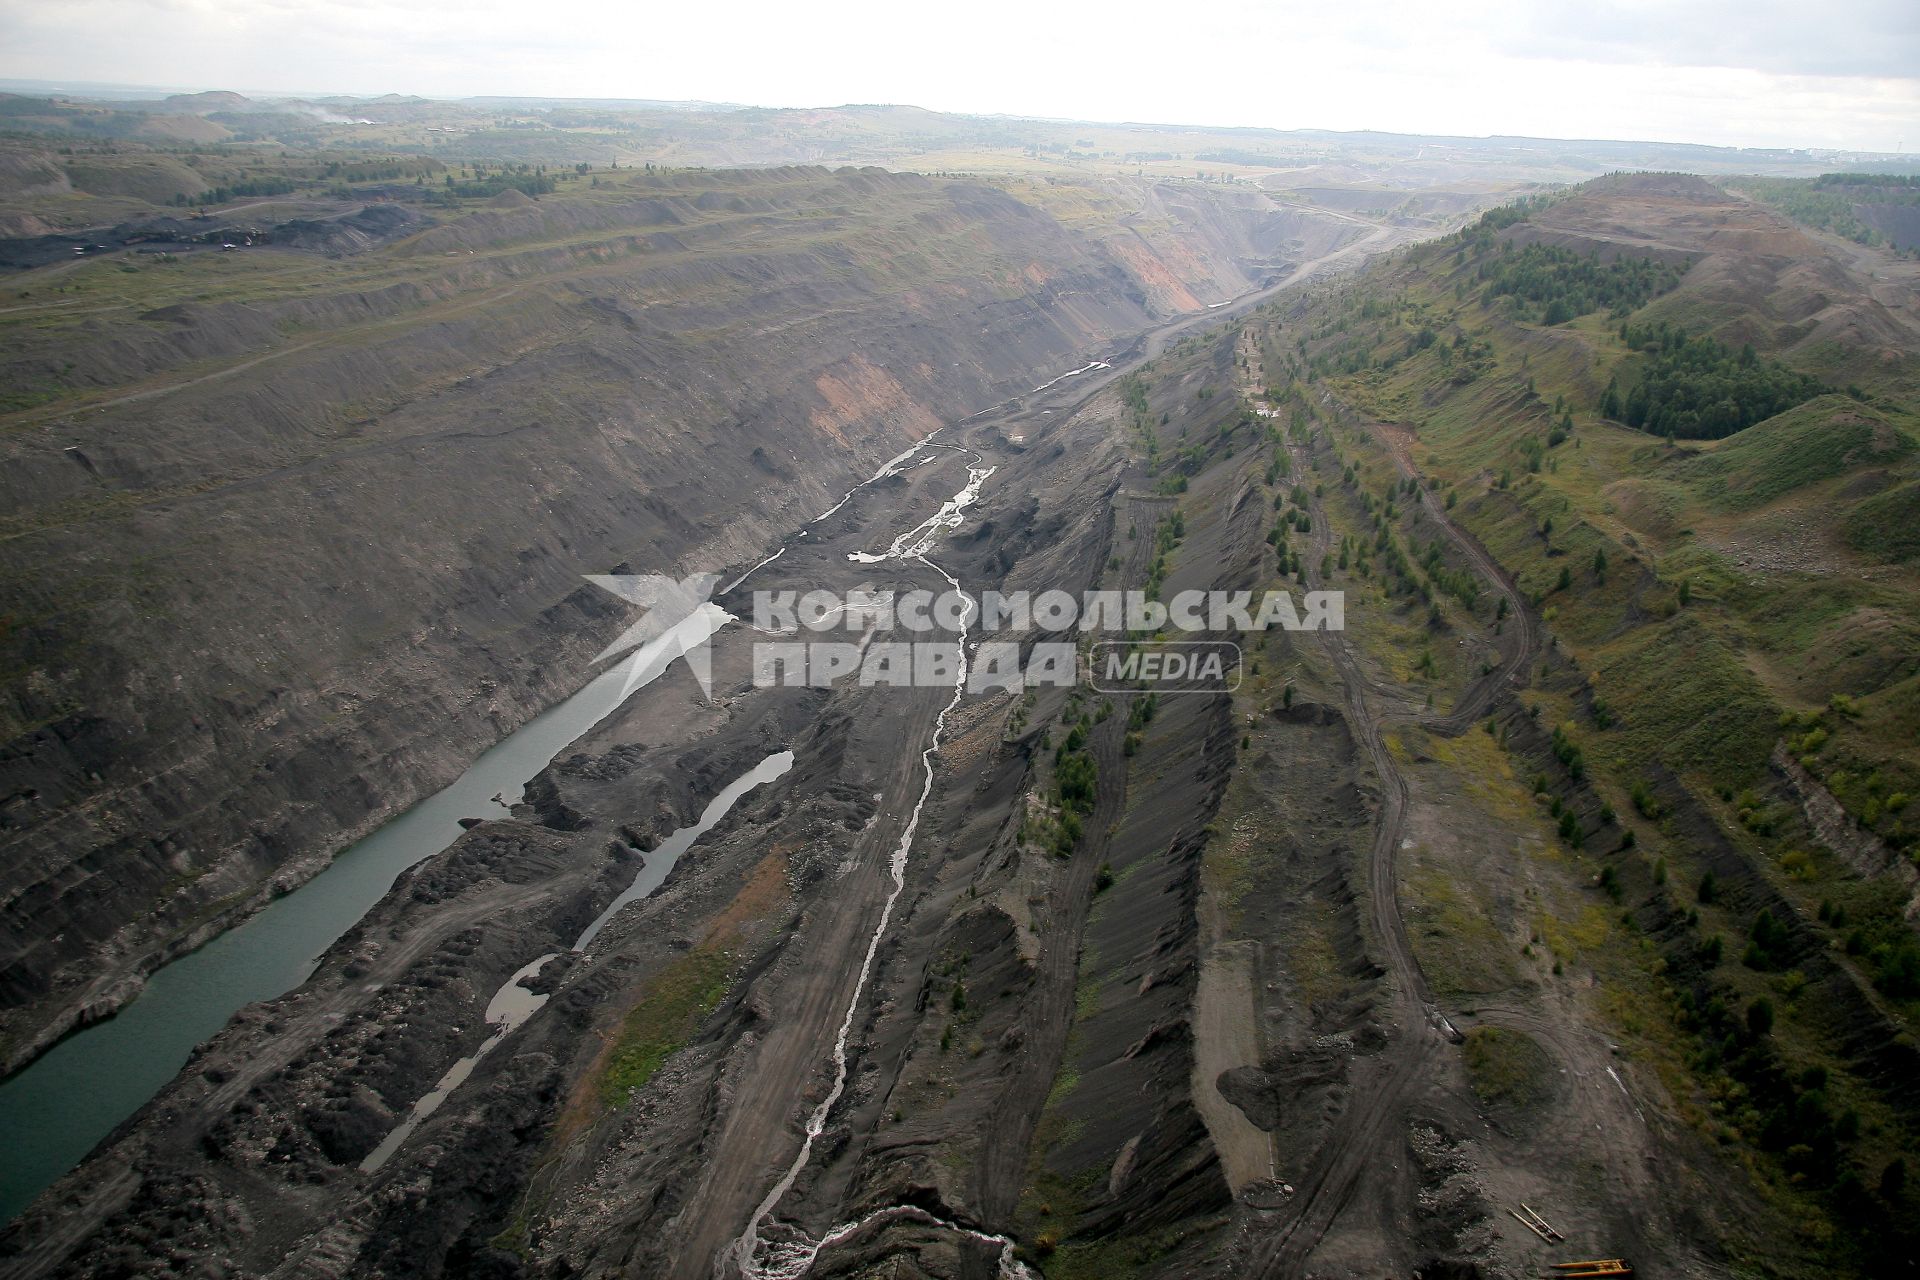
[5,98,1920,1280]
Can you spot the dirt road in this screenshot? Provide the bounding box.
[1244,386,1544,1277]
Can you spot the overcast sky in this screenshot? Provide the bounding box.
[3,0,1916,152]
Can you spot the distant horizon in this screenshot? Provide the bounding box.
[2,77,1916,163]
[2,0,1914,153]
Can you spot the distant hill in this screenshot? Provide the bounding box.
[156,90,253,113]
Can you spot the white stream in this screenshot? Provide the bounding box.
[845,455,996,565]
[730,441,1032,1280]
[1027,359,1110,394]
[722,547,787,594]
[813,435,946,523]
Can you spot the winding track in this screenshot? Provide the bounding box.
[1243,380,1540,1276]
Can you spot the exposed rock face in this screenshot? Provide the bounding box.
[0,166,1363,1074]
[1772,742,1920,921]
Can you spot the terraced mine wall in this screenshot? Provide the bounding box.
[0,285,1271,1279]
[0,166,1363,1075]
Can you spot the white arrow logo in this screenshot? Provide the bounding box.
[584,571,725,699]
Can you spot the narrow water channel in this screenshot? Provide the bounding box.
[0,604,731,1222]
[573,749,796,952]
[358,748,795,1174]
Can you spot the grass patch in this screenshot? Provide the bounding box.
[1590,613,1778,786]
[1424,728,1538,825]
[1038,1221,1223,1280]
[597,944,734,1105]
[1460,1025,1554,1106]
[1404,859,1521,1000]
[1843,481,1920,562]
[1673,395,1912,512]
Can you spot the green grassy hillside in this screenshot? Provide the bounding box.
[1248,173,1920,1275]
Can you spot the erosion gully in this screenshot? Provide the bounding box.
[722,327,1287,1276]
